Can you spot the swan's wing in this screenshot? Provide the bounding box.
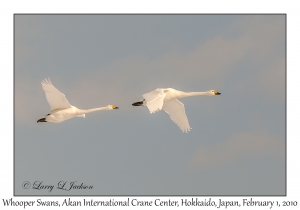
[162,99,191,133]
[142,89,166,114]
[41,78,71,111]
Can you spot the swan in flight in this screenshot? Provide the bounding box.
[132,88,221,133]
[37,78,119,123]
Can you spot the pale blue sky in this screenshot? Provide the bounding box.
[15,14,285,195]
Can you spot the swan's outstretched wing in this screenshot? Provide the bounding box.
[142,89,166,114]
[163,99,191,133]
[41,78,71,111]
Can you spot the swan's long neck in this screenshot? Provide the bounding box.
[78,106,110,114]
[178,91,210,98]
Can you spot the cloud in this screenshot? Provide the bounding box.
[15,16,43,70]
[188,131,284,170]
[15,75,56,125]
[79,15,284,89]
[15,15,285,124]
[258,57,285,102]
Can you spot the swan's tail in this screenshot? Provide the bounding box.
[132,99,146,106]
[76,114,86,118]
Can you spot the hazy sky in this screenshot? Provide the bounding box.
[15,14,285,195]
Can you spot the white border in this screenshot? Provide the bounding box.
[1,0,299,209]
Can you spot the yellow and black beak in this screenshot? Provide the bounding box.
[214,91,221,95]
[112,105,119,109]
[37,117,47,123]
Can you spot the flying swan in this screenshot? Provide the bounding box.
[132,88,221,133]
[37,78,119,123]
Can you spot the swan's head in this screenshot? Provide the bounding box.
[109,105,119,109]
[209,90,221,95]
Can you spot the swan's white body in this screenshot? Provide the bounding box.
[37,78,118,123]
[132,88,221,133]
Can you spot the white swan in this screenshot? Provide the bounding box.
[132,88,221,133]
[37,78,118,123]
